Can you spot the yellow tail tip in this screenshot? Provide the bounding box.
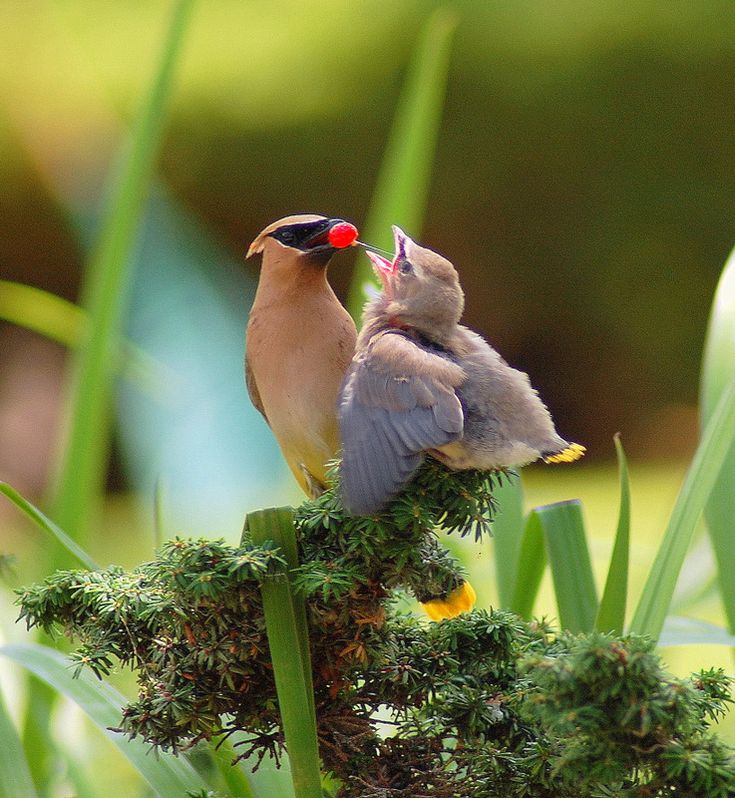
[544,443,586,464]
[421,580,477,621]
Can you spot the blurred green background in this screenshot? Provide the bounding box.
[1,2,735,793]
[3,2,735,484]
[1,0,734,622]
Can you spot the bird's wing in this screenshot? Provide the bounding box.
[338,331,465,515]
[245,358,269,424]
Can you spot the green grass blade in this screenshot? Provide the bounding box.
[246,508,321,798]
[0,279,84,348]
[347,7,459,317]
[671,571,719,615]
[0,644,209,797]
[630,375,735,640]
[0,685,39,798]
[491,474,525,608]
[21,677,57,798]
[537,500,598,633]
[700,245,735,632]
[594,434,631,634]
[0,280,170,399]
[246,509,315,729]
[49,0,195,541]
[0,482,98,571]
[209,740,256,798]
[63,756,99,798]
[659,616,735,648]
[508,510,546,619]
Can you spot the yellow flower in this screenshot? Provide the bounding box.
[421,580,476,621]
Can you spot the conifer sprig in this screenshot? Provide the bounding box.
[15,462,735,796]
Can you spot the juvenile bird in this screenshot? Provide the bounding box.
[246,214,358,497]
[339,226,585,516]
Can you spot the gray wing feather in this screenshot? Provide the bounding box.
[338,332,464,515]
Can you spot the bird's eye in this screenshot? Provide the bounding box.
[397,258,413,274]
[280,229,296,244]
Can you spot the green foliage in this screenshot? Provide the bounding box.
[520,636,734,796]
[15,461,735,798]
[346,7,458,317]
[0,482,99,571]
[248,508,321,798]
[701,244,735,631]
[295,460,499,608]
[594,434,631,634]
[0,685,38,798]
[509,511,546,620]
[490,476,526,609]
[17,538,284,752]
[50,0,195,544]
[0,643,210,797]
[534,501,598,633]
[630,373,735,639]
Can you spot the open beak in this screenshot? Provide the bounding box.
[365,249,397,300]
[365,250,394,289]
[364,225,410,296]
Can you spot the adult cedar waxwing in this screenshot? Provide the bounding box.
[339,226,585,516]
[246,214,358,497]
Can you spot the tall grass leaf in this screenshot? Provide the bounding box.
[594,434,630,634]
[630,375,735,640]
[63,756,99,798]
[508,510,546,619]
[247,510,315,726]
[21,677,57,798]
[236,755,294,798]
[347,7,459,317]
[0,644,209,797]
[492,475,525,608]
[671,571,719,615]
[700,245,735,632]
[537,500,598,633]
[0,279,84,348]
[246,508,321,798]
[659,616,735,648]
[0,483,98,571]
[0,685,39,798]
[49,0,195,543]
[0,280,167,396]
[208,740,257,798]
[0,280,171,406]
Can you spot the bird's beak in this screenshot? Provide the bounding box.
[365,250,397,300]
[364,225,412,296]
[365,250,394,282]
[303,218,357,251]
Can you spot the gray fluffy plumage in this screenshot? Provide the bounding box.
[338,227,583,516]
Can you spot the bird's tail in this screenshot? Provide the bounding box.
[422,581,477,621]
[543,442,586,464]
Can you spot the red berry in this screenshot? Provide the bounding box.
[328,222,359,249]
